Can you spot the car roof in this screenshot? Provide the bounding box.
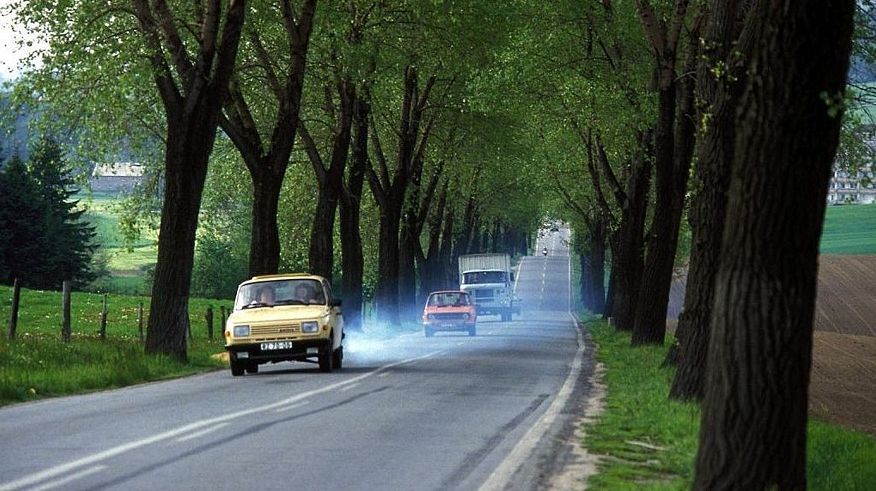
[241,273,325,286]
[428,290,470,295]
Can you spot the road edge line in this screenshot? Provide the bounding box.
[478,271,585,490]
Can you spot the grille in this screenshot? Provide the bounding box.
[250,323,301,341]
[433,313,468,321]
[474,289,494,299]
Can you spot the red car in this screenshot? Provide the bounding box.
[422,291,477,337]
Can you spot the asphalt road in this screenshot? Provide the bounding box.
[0,227,593,491]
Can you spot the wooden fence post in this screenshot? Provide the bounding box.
[138,301,144,343]
[99,294,108,340]
[7,278,20,340]
[61,280,71,342]
[205,306,214,340]
[220,306,227,331]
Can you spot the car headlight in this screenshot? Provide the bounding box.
[427,314,435,320]
[233,325,250,337]
[301,321,319,333]
[463,313,470,320]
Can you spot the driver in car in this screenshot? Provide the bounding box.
[251,285,275,306]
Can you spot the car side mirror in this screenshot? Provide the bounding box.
[330,298,342,307]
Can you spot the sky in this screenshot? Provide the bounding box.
[0,1,43,81]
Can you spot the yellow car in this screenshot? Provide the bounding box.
[224,273,344,375]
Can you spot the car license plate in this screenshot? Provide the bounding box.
[261,341,293,351]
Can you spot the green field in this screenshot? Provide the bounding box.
[0,285,233,405]
[820,203,876,254]
[78,192,158,295]
[582,321,876,490]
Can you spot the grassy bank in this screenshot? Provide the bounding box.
[583,321,876,490]
[0,285,231,406]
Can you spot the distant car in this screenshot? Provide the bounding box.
[224,273,344,375]
[422,291,477,337]
[550,224,559,232]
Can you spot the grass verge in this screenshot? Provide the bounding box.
[0,285,232,406]
[583,320,876,490]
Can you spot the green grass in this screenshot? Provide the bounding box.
[583,320,876,490]
[0,285,234,406]
[820,203,876,254]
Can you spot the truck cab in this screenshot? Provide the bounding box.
[458,254,518,321]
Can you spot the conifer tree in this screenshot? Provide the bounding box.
[0,137,96,289]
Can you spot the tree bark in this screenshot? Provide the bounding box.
[610,131,653,330]
[694,0,853,487]
[249,171,283,275]
[588,219,607,315]
[133,0,246,361]
[670,0,748,399]
[632,15,700,345]
[338,93,369,332]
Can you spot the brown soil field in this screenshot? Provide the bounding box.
[810,331,876,435]
[666,255,876,436]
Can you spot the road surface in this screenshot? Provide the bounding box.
[0,228,593,491]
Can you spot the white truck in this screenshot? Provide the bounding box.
[458,253,519,321]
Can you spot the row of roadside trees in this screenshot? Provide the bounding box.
[520,0,859,488]
[4,0,543,355]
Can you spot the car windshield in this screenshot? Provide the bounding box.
[428,292,471,307]
[234,279,326,310]
[462,271,506,284]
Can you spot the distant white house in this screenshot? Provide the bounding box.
[829,83,876,205]
[89,162,145,193]
[827,169,876,204]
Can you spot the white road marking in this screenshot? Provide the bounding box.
[175,422,229,442]
[0,350,445,491]
[479,261,586,491]
[28,465,106,491]
[274,401,310,413]
[377,372,390,378]
[513,257,524,294]
[339,382,360,392]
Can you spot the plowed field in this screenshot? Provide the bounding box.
[667,255,876,435]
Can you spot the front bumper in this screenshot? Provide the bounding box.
[226,337,332,363]
[473,304,512,315]
[423,321,476,332]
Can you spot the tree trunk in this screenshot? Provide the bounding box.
[438,207,455,289]
[580,250,593,311]
[339,94,369,332]
[670,0,747,399]
[588,221,606,315]
[694,1,853,487]
[146,120,213,360]
[632,28,699,346]
[420,180,447,301]
[133,0,246,362]
[309,186,339,280]
[603,265,615,320]
[249,169,283,276]
[375,202,403,325]
[398,218,418,319]
[611,134,652,330]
